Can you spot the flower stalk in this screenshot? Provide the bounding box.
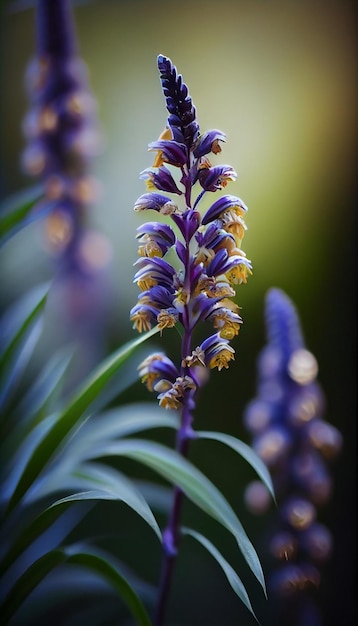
[132,55,251,625]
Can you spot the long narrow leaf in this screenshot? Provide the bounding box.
[16,346,75,425]
[182,527,258,622]
[1,413,58,504]
[47,462,162,541]
[197,430,275,502]
[0,284,48,410]
[135,481,172,514]
[0,283,49,361]
[0,503,72,579]
[0,504,91,601]
[0,546,153,626]
[56,404,179,467]
[64,548,153,626]
[0,185,52,247]
[0,549,67,624]
[0,348,74,465]
[5,327,160,514]
[85,439,266,594]
[0,319,43,412]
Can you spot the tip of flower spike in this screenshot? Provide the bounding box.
[265,288,305,355]
[157,53,170,65]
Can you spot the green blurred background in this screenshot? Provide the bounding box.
[1,1,356,625]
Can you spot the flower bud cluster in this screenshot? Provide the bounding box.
[21,0,103,269]
[243,288,342,625]
[132,55,251,410]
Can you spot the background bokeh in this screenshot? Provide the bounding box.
[1,1,356,625]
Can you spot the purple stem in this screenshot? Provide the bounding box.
[154,176,196,626]
[153,405,193,626]
[37,0,77,58]
[154,320,195,626]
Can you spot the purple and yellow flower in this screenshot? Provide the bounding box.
[136,222,176,258]
[133,55,251,408]
[134,192,178,215]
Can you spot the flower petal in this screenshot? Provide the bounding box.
[193,129,226,158]
[198,165,238,192]
[202,194,248,225]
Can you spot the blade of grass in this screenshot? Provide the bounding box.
[182,527,258,622]
[197,430,275,503]
[0,185,53,247]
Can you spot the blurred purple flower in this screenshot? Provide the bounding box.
[21,0,112,379]
[243,287,342,626]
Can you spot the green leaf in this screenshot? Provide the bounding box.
[0,185,50,247]
[17,346,75,425]
[0,347,74,464]
[135,480,172,514]
[22,404,178,500]
[2,413,58,503]
[182,527,259,622]
[55,403,179,467]
[0,503,72,579]
[0,283,48,370]
[64,547,153,626]
[85,439,266,594]
[0,319,43,413]
[0,284,49,409]
[0,546,153,626]
[48,462,162,541]
[197,430,275,503]
[5,327,160,514]
[0,549,67,624]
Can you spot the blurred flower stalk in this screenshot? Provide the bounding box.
[243,287,342,626]
[21,0,113,374]
[131,54,252,625]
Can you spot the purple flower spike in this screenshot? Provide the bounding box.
[131,54,253,625]
[21,0,112,380]
[265,287,305,358]
[157,54,199,148]
[243,287,342,626]
[22,0,102,267]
